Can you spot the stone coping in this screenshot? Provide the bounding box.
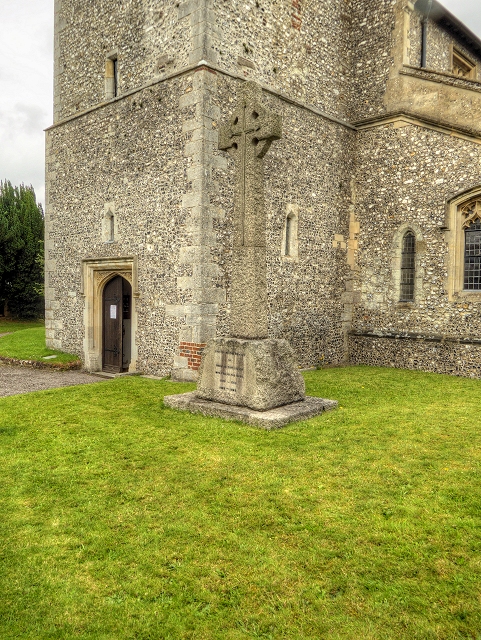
[163,392,338,430]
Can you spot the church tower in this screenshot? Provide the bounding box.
[46,0,355,378]
[46,1,481,379]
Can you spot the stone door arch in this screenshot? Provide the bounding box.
[81,257,138,372]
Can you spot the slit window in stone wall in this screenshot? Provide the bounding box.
[281,205,299,260]
[109,212,115,242]
[400,231,416,301]
[452,48,476,80]
[103,206,116,243]
[285,215,293,256]
[105,56,119,99]
[113,58,118,96]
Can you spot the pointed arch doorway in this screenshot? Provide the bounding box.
[102,275,132,373]
[81,257,138,373]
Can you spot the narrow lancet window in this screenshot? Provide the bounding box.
[464,221,481,290]
[105,56,119,99]
[421,17,428,68]
[113,58,118,97]
[285,215,292,256]
[281,206,298,260]
[400,231,416,301]
[109,213,115,242]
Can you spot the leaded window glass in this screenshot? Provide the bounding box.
[464,221,481,290]
[400,231,415,301]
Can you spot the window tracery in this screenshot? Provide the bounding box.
[461,199,481,229]
[452,48,476,80]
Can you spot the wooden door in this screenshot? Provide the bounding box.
[103,276,123,372]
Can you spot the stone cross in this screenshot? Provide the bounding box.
[219,82,282,339]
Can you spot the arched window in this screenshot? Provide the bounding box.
[400,231,416,301]
[463,201,481,290]
[446,194,481,299]
[103,207,116,243]
[281,204,298,260]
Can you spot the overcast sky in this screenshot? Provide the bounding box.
[0,0,480,210]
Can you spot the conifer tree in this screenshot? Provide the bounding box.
[0,181,44,318]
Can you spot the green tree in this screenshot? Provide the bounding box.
[0,181,44,318]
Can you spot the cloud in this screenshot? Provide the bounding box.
[439,0,481,38]
[0,104,48,140]
[0,0,479,212]
[0,0,53,207]
[0,102,49,206]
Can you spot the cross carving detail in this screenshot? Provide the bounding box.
[219,82,282,246]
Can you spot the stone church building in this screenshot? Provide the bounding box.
[45,0,481,380]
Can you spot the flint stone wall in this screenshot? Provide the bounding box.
[350,121,481,373]
[212,73,355,368]
[409,11,481,80]
[54,0,201,122]
[46,66,355,375]
[212,0,352,121]
[46,77,192,376]
[349,334,481,378]
[49,0,481,379]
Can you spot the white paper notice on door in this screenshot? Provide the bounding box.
[110,305,117,319]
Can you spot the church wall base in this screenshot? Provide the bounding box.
[349,334,481,378]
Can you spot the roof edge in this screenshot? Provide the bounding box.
[415,0,481,58]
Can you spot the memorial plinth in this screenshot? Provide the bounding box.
[164,82,337,428]
[196,338,305,411]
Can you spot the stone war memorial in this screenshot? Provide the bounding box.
[164,82,337,427]
[46,0,481,391]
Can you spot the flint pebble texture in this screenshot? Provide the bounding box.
[47,0,481,380]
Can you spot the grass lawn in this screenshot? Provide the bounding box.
[0,366,480,639]
[0,318,44,333]
[0,326,79,364]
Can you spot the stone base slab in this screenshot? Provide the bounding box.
[163,392,338,429]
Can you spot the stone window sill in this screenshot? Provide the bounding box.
[454,290,481,301]
[402,65,481,92]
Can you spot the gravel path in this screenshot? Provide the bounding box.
[0,363,110,398]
